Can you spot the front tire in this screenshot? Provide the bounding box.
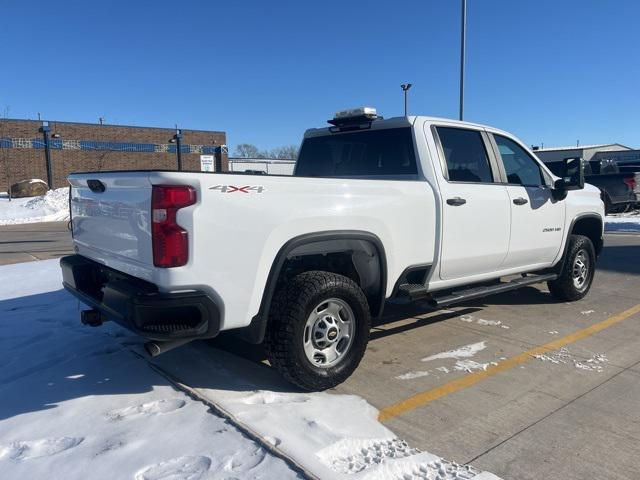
[548,234,596,301]
[264,271,371,391]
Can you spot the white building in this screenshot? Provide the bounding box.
[533,143,631,162]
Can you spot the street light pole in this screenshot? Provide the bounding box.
[459,0,467,121]
[174,129,183,171]
[401,83,412,116]
[40,122,54,190]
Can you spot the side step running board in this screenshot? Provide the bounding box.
[398,273,558,307]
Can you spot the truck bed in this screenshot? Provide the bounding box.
[67,170,436,330]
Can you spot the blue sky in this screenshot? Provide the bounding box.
[1,0,638,152]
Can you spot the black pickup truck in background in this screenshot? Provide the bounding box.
[543,158,640,214]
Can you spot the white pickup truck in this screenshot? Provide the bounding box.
[61,108,604,390]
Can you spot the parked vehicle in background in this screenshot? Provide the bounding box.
[61,108,604,390]
[543,157,640,213]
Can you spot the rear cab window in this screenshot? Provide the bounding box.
[295,128,418,179]
[434,126,495,183]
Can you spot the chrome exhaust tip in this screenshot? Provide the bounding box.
[144,338,192,357]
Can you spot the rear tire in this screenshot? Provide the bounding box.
[603,195,613,215]
[264,271,371,391]
[547,234,595,301]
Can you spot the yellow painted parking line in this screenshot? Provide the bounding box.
[378,303,640,423]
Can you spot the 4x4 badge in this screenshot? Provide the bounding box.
[210,185,265,193]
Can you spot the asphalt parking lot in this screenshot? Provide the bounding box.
[337,232,640,480]
[1,222,639,479]
[0,222,73,265]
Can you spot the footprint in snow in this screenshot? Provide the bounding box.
[107,398,186,421]
[222,447,266,472]
[135,456,211,480]
[10,331,54,349]
[0,437,83,461]
[411,459,480,479]
[318,438,420,474]
[90,345,123,357]
[93,437,125,457]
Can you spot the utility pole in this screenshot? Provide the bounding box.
[401,84,412,116]
[459,0,467,121]
[40,122,54,189]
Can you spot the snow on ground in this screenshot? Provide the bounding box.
[459,315,509,329]
[605,210,640,233]
[421,341,487,362]
[0,260,300,480]
[396,341,493,380]
[0,259,501,480]
[533,347,608,373]
[453,360,498,374]
[0,188,70,225]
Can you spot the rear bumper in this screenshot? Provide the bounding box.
[60,255,220,341]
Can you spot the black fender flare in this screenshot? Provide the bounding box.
[242,230,388,344]
[554,213,603,274]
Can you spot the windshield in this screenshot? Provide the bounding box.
[295,127,418,178]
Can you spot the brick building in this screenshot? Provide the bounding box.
[0,119,228,191]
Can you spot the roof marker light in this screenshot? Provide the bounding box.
[333,107,378,120]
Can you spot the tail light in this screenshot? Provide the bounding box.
[623,176,637,193]
[151,185,196,267]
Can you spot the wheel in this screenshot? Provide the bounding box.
[603,194,613,215]
[547,234,596,301]
[264,271,371,391]
[618,203,631,214]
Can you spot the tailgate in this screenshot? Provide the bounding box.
[69,173,154,279]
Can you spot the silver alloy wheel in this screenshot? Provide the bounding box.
[303,298,355,368]
[572,249,590,290]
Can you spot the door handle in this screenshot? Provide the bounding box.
[513,197,528,205]
[446,197,467,206]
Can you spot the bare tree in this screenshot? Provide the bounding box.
[233,143,299,160]
[269,145,299,160]
[233,143,262,158]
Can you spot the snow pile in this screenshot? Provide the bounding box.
[0,259,502,480]
[0,187,70,225]
[605,210,640,233]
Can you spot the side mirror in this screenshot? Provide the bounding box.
[554,157,584,191]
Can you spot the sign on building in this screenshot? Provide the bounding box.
[200,154,215,172]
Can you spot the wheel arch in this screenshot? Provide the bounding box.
[571,214,604,256]
[242,231,387,344]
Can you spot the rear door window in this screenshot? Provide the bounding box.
[295,127,418,178]
[435,127,494,183]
